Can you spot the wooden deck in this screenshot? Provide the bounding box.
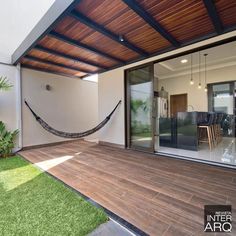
[19,140,236,236]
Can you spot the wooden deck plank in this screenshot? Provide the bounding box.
[19,140,236,236]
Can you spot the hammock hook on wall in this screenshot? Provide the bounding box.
[24,100,121,139]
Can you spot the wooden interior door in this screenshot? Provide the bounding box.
[170,94,187,117]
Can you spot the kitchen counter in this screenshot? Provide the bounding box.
[159,112,198,151]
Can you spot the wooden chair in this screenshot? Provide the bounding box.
[198,113,214,151]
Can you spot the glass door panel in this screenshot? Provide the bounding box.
[208,82,235,137]
[126,64,154,151]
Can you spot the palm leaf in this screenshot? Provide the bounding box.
[0,121,18,157]
[0,77,13,91]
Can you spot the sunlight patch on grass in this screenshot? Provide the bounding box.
[0,156,108,236]
[0,165,40,191]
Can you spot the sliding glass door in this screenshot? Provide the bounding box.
[126,63,154,152]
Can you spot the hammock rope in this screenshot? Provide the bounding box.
[24,100,121,139]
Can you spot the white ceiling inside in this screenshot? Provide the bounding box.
[155,41,236,79]
[0,0,55,64]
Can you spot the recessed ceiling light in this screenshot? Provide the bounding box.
[119,35,124,42]
[181,59,188,63]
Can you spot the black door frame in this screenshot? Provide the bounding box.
[124,62,155,153]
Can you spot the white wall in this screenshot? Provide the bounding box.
[98,31,236,146]
[158,65,236,113]
[0,63,21,150]
[22,69,98,147]
[0,0,55,63]
[98,68,124,145]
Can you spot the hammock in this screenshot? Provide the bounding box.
[24,100,121,139]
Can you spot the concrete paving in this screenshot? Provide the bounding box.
[89,219,136,236]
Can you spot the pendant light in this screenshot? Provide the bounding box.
[190,54,194,85]
[204,53,208,92]
[198,51,201,89]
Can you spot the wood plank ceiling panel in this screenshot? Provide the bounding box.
[38,36,116,68]
[215,0,236,28]
[27,49,98,73]
[21,58,86,77]
[76,0,171,54]
[54,16,139,61]
[54,16,95,41]
[22,0,236,78]
[80,31,140,61]
[27,49,99,73]
[75,0,126,24]
[138,0,215,42]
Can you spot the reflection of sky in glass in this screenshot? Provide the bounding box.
[213,83,233,115]
[131,82,151,98]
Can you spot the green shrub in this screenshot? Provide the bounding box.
[0,121,18,158]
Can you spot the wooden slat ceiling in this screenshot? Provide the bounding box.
[20,0,236,79]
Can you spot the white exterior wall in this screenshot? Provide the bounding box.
[98,31,236,146]
[98,68,124,145]
[22,69,98,147]
[0,0,55,63]
[0,63,21,151]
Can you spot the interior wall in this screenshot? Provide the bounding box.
[0,63,21,151]
[158,65,236,113]
[22,68,98,147]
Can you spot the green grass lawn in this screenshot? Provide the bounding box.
[0,156,108,236]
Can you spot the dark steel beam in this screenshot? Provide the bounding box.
[203,0,223,34]
[12,0,83,65]
[22,64,81,79]
[93,30,236,76]
[69,10,149,57]
[24,55,92,75]
[35,45,107,69]
[49,31,125,64]
[122,0,180,47]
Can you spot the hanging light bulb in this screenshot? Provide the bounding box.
[190,54,194,85]
[204,53,208,93]
[198,51,201,89]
